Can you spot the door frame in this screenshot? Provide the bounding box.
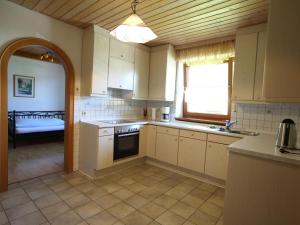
[0,37,75,192]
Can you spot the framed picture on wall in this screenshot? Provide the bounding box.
[13,75,35,98]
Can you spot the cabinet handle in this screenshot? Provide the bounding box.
[166,129,169,132]
[208,144,212,148]
[175,138,178,141]
[120,54,124,58]
[179,139,182,142]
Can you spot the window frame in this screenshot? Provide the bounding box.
[182,58,233,124]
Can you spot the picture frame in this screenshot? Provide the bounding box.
[13,75,35,98]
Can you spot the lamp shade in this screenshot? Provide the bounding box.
[110,14,157,43]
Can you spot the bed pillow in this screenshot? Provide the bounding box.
[16,118,64,128]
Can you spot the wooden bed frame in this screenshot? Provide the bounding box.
[8,110,65,149]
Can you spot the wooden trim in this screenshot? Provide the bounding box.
[0,37,75,192]
[182,60,233,122]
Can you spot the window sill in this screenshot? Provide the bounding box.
[175,117,226,126]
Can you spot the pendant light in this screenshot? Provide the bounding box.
[110,0,157,43]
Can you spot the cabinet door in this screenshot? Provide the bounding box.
[233,32,258,101]
[110,38,134,62]
[92,33,109,95]
[146,125,156,158]
[133,47,150,99]
[205,142,229,180]
[253,31,267,101]
[97,135,114,170]
[108,57,134,90]
[156,133,178,165]
[139,126,147,156]
[178,137,206,173]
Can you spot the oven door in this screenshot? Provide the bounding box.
[114,132,139,160]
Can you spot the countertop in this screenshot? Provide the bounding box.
[229,134,300,166]
[81,119,246,138]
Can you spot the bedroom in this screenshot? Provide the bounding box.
[7,46,66,183]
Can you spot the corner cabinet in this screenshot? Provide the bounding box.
[108,38,135,90]
[233,24,267,102]
[81,25,110,96]
[148,44,177,101]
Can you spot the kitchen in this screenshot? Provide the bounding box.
[0,0,300,225]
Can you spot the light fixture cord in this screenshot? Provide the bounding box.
[131,0,139,14]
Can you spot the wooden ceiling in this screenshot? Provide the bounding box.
[9,0,269,47]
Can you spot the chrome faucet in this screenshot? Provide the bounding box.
[225,120,237,131]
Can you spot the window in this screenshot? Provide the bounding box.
[183,59,233,123]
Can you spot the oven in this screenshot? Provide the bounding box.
[114,125,140,160]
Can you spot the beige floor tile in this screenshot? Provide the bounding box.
[152,183,173,193]
[85,187,108,200]
[108,202,135,219]
[127,183,147,193]
[113,188,134,200]
[199,202,223,218]
[94,194,121,209]
[75,201,103,219]
[216,219,223,225]
[64,193,90,208]
[139,187,162,200]
[27,186,53,200]
[68,176,89,186]
[174,183,195,194]
[5,201,37,221]
[0,188,26,201]
[189,188,213,201]
[155,211,185,225]
[1,194,30,210]
[160,178,180,187]
[125,194,148,209]
[122,211,153,225]
[117,178,136,186]
[153,195,178,209]
[87,211,117,225]
[105,173,123,182]
[198,183,218,193]
[41,201,69,220]
[170,202,196,219]
[207,194,225,208]
[180,195,205,208]
[188,210,218,225]
[93,177,113,186]
[114,221,125,225]
[76,182,97,193]
[183,178,203,187]
[34,193,60,209]
[102,183,123,193]
[50,181,72,193]
[148,222,161,225]
[10,211,46,225]
[183,221,196,225]
[0,211,8,225]
[50,210,83,225]
[138,202,166,219]
[57,187,81,200]
[165,188,187,200]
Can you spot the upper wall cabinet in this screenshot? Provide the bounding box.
[263,0,300,102]
[148,44,177,101]
[133,45,150,99]
[81,25,110,96]
[108,38,135,90]
[232,24,267,102]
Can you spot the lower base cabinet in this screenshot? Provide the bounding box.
[146,125,157,158]
[156,133,178,165]
[97,135,114,170]
[205,142,229,180]
[178,137,206,173]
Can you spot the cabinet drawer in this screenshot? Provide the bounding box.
[208,134,240,145]
[179,129,207,140]
[157,126,179,136]
[99,128,114,136]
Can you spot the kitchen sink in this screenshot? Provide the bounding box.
[217,128,260,136]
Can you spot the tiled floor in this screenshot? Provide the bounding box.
[0,163,224,225]
[8,142,64,184]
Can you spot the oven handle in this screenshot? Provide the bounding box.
[117,132,139,137]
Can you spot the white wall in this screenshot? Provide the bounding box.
[8,56,65,111]
[0,1,83,170]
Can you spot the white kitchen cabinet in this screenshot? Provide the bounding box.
[233,24,267,102]
[97,135,114,170]
[110,38,135,62]
[133,46,150,99]
[156,133,178,165]
[146,125,156,158]
[108,57,134,90]
[81,25,110,96]
[178,137,206,173]
[148,44,177,101]
[205,142,229,180]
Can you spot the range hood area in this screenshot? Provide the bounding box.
[262,0,300,102]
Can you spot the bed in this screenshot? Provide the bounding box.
[8,111,65,148]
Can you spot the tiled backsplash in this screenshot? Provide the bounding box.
[231,103,300,133]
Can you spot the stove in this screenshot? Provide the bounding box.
[98,119,134,124]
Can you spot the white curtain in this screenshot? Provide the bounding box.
[176,40,235,66]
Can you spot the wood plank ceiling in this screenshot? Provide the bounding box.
[9,0,269,47]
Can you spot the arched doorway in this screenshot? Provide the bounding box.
[0,37,75,192]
